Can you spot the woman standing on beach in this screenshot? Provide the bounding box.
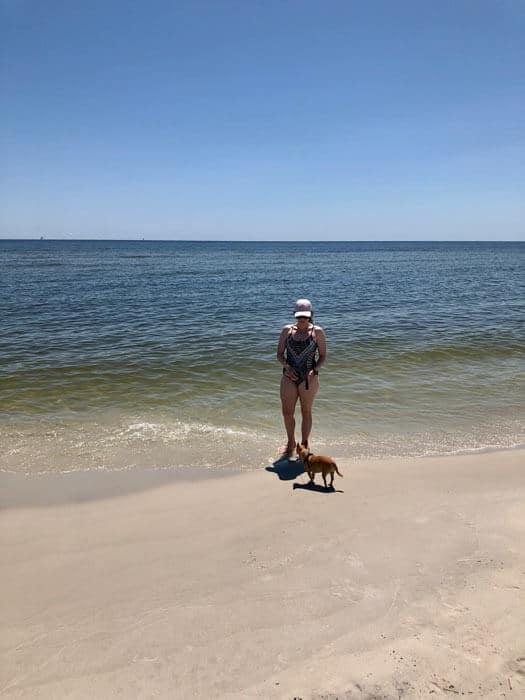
[276,299,327,458]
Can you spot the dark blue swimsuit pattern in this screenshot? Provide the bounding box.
[283,326,318,389]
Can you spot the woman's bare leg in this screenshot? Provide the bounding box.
[280,375,299,451]
[298,374,319,447]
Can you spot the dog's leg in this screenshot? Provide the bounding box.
[330,472,334,488]
[322,473,328,489]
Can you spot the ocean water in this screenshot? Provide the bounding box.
[1,240,524,475]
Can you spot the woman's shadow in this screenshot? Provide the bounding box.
[265,454,304,481]
[265,456,343,493]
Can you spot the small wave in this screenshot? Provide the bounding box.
[2,408,523,476]
[419,441,525,458]
[123,420,261,441]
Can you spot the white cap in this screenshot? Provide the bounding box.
[294,298,313,318]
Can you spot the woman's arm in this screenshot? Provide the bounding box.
[277,325,298,379]
[276,326,291,367]
[315,327,327,371]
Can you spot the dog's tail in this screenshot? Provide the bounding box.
[334,463,343,478]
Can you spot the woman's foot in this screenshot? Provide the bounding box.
[278,442,297,459]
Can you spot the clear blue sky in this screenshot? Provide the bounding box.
[1,0,524,240]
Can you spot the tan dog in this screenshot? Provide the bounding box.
[296,443,343,488]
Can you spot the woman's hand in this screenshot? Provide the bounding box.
[284,364,299,381]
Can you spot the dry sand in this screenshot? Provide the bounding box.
[1,449,524,699]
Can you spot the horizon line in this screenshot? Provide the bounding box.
[1,238,524,243]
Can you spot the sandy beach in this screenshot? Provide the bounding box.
[1,449,524,699]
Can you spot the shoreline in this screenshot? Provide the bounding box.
[2,449,524,698]
[0,463,240,510]
[1,444,523,510]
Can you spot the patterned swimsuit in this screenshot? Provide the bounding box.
[283,325,318,390]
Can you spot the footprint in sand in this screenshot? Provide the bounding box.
[511,656,525,676]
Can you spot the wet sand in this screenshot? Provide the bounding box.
[2,449,524,698]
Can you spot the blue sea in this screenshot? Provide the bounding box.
[1,240,523,475]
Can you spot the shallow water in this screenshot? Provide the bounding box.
[1,240,524,474]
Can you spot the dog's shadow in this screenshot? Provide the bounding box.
[266,457,344,493]
[293,481,344,494]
